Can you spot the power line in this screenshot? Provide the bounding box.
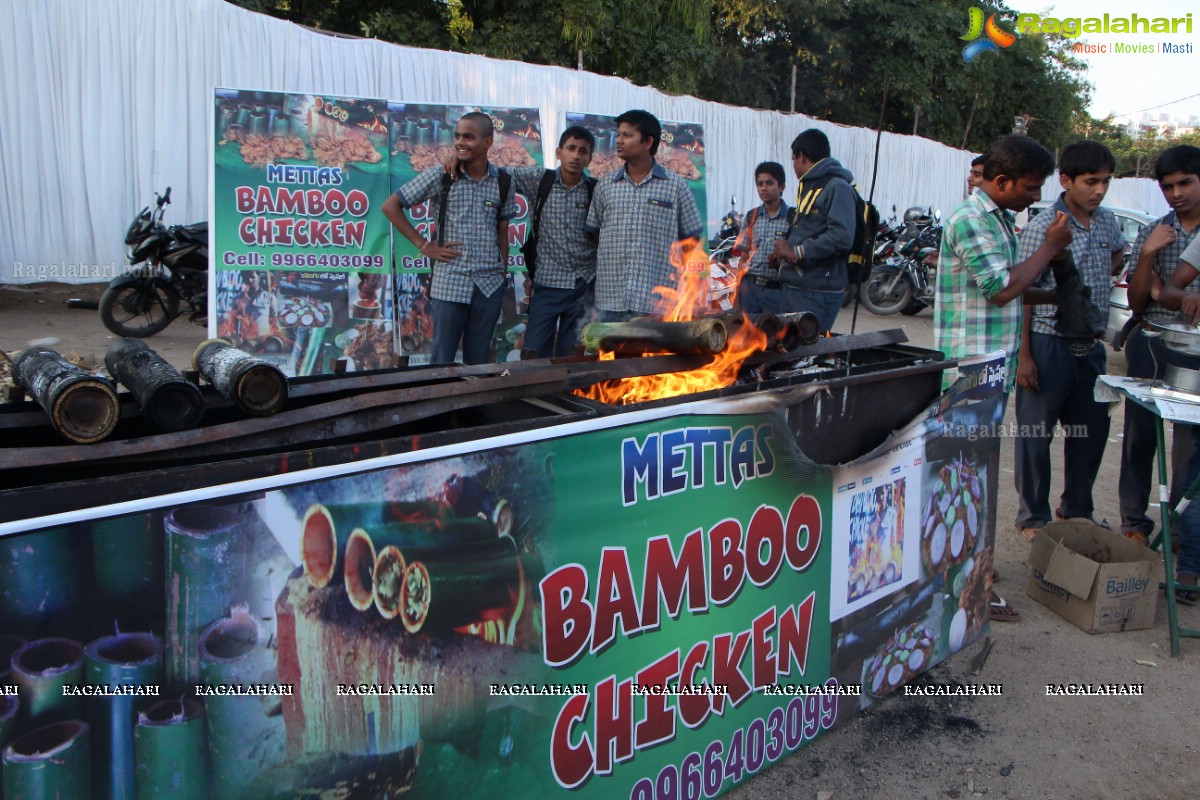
[1112,91,1200,118]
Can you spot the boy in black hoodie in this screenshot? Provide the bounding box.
[771,128,856,332]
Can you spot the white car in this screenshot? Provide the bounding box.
[1021,202,1158,345]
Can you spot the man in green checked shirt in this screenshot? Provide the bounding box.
[934,134,1073,395]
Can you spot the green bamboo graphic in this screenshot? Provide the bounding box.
[3,720,92,800]
[134,699,210,800]
[85,633,162,800]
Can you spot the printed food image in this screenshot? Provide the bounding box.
[864,622,934,698]
[587,152,622,178]
[490,134,538,168]
[313,128,383,168]
[279,296,331,328]
[847,480,905,603]
[921,455,984,574]
[231,132,308,166]
[406,144,455,172]
[656,144,702,181]
[952,547,994,650]
[342,322,393,370]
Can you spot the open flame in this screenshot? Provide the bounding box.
[576,237,767,405]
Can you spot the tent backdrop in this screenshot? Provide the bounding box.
[0,0,1169,285]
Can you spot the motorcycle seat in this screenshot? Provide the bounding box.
[174,222,208,241]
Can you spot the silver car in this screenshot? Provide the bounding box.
[1023,202,1158,344]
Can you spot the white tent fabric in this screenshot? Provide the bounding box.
[0,0,1169,284]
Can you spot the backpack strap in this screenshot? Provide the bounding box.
[496,168,513,274]
[530,168,557,238]
[436,172,452,246]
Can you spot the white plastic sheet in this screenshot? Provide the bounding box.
[0,0,1168,284]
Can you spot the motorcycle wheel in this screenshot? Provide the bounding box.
[859,270,913,316]
[900,300,927,316]
[99,280,181,337]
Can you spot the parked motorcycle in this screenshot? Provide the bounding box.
[100,187,209,337]
[859,206,942,317]
[707,197,743,312]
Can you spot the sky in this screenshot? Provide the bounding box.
[1011,0,1200,121]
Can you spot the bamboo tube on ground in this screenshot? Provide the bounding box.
[164,504,245,689]
[84,632,162,800]
[193,339,287,416]
[134,699,209,800]
[11,638,84,722]
[2,720,91,800]
[105,339,204,432]
[13,347,119,443]
[581,318,728,356]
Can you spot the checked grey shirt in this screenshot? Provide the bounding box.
[396,164,518,304]
[734,202,791,279]
[510,167,597,290]
[586,162,704,315]
[1127,211,1200,324]
[1019,194,1124,348]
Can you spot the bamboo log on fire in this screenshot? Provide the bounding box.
[13,347,120,443]
[3,721,92,800]
[105,339,205,432]
[396,554,523,634]
[84,632,163,800]
[773,312,822,347]
[134,699,210,800]
[581,318,728,356]
[193,339,288,416]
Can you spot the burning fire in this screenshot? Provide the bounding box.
[575,237,767,405]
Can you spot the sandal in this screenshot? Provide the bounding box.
[1123,531,1149,547]
[990,593,1021,622]
[1177,573,1199,606]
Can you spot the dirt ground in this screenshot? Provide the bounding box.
[2,282,1199,800]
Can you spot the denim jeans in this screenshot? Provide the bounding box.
[430,283,505,365]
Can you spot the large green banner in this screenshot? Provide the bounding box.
[0,356,1002,799]
[212,89,396,375]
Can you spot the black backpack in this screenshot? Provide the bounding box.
[520,169,596,281]
[792,176,879,285]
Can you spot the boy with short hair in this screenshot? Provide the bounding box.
[934,134,1072,394]
[968,155,985,194]
[586,109,704,322]
[510,126,598,357]
[1013,140,1125,539]
[733,161,791,314]
[1121,145,1200,597]
[383,111,517,364]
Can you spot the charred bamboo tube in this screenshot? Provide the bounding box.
[193,339,288,416]
[165,504,245,689]
[12,638,84,721]
[199,609,273,800]
[581,318,728,356]
[134,699,209,800]
[773,312,822,347]
[0,526,81,637]
[85,633,163,800]
[105,339,204,432]
[397,555,521,634]
[12,347,120,443]
[2,720,91,800]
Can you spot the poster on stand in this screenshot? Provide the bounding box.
[211,89,396,376]
[0,356,1003,800]
[388,104,544,364]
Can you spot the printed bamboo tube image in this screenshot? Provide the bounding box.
[2,720,91,800]
[134,699,209,800]
[92,516,163,635]
[344,529,380,612]
[165,504,245,689]
[192,339,288,416]
[105,339,204,432]
[444,475,515,539]
[371,523,518,620]
[0,526,81,637]
[581,318,728,356]
[0,695,19,754]
[11,638,84,721]
[199,609,275,800]
[397,554,521,634]
[85,632,162,800]
[13,346,120,443]
[0,636,24,682]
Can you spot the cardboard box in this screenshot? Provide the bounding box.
[1026,521,1162,633]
